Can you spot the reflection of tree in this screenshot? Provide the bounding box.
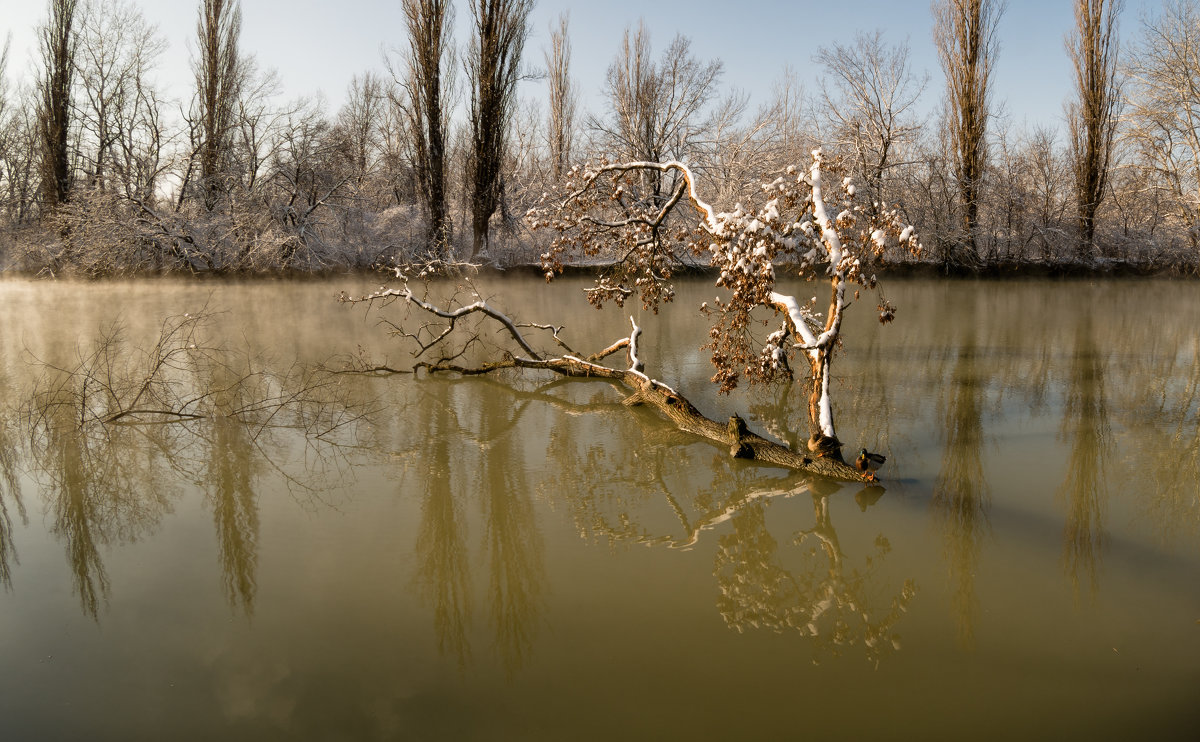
[414,383,473,669]
[481,429,544,673]
[16,311,368,620]
[834,325,899,455]
[0,388,25,590]
[932,331,989,648]
[715,484,916,666]
[51,427,112,619]
[716,501,798,630]
[1056,316,1108,599]
[206,416,260,615]
[34,403,175,619]
[1116,338,1200,543]
[747,384,805,454]
[407,379,549,673]
[550,410,683,548]
[465,382,546,673]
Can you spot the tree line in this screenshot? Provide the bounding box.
[0,0,1196,275]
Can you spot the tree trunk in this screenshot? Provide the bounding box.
[415,354,869,482]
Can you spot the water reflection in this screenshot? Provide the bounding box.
[1120,339,1200,544]
[478,397,545,673]
[412,379,546,674]
[14,313,367,620]
[0,377,24,590]
[1057,315,1109,600]
[205,416,260,615]
[398,373,921,669]
[931,321,990,648]
[414,382,473,669]
[715,482,917,666]
[6,276,1200,723]
[516,379,919,664]
[33,402,175,618]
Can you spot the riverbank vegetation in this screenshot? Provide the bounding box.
[0,0,1197,275]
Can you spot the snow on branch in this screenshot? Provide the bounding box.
[627,317,646,373]
[528,148,920,450]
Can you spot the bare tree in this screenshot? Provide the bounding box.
[752,67,816,177]
[1024,126,1072,261]
[585,23,725,216]
[376,87,416,209]
[1125,0,1200,256]
[544,13,575,180]
[466,0,534,258]
[38,0,79,212]
[194,0,241,210]
[336,72,385,191]
[270,99,334,236]
[934,0,1005,266]
[110,64,170,202]
[0,86,43,225]
[229,62,285,194]
[815,31,927,217]
[74,0,166,196]
[1067,0,1122,260]
[591,24,724,170]
[0,34,14,218]
[595,21,654,163]
[398,0,454,258]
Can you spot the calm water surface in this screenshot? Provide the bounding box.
[0,276,1198,740]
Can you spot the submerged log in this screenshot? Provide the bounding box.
[414,353,870,483]
[344,286,873,483]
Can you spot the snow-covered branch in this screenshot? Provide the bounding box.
[341,279,871,481]
[528,148,920,459]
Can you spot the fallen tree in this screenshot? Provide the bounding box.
[342,150,919,482]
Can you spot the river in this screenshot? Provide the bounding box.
[0,275,1197,740]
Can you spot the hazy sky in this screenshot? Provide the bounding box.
[2,0,1158,136]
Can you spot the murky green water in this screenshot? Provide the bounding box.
[0,275,1198,740]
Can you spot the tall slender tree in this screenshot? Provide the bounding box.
[466,0,533,258]
[1067,0,1122,260]
[38,0,78,212]
[400,0,453,257]
[934,0,1005,266]
[0,35,12,209]
[544,13,575,180]
[194,0,241,210]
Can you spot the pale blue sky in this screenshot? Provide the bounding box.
[2,0,1157,136]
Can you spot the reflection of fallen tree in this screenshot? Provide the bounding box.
[16,309,371,619]
[645,477,814,550]
[714,486,916,666]
[340,280,868,482]
[447,375,918,666]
